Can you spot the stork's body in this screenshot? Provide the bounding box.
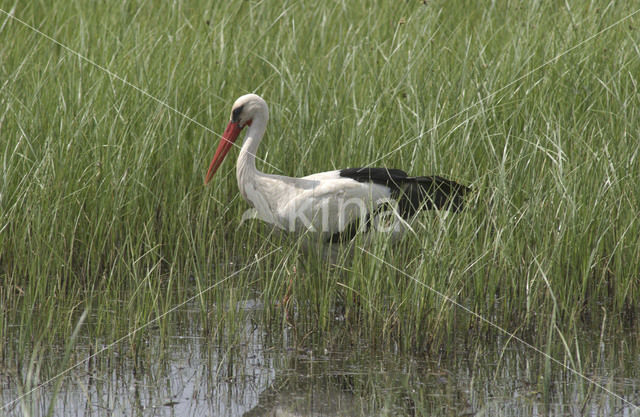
[206,94,468,242]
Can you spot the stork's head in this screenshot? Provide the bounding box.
[204,94,269,184]
[229,94,268,127]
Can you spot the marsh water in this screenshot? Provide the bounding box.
[2,299,639,417]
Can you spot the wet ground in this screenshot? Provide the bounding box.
[2,300,639,416]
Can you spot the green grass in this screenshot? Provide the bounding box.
[1,0,640,389]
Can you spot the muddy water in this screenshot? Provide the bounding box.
[2,301,639,416]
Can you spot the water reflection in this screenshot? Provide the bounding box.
[2,301,639,416]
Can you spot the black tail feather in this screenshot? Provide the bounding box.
[339,167,470,219]
[398,176,470,218]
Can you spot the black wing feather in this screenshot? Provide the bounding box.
[328,167,469,243]
[339,167,470,217]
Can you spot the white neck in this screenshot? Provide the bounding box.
[236,115,268,201]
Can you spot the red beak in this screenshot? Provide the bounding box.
[204,121,243,184]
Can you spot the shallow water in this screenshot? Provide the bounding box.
[2,300,639,417]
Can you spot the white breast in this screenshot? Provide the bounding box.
[244,170,392,235]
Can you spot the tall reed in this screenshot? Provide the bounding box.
[1,0,638,368]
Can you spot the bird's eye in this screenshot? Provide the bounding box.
[231,105,244,123]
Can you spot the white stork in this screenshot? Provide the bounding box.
[205,94,469,242]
